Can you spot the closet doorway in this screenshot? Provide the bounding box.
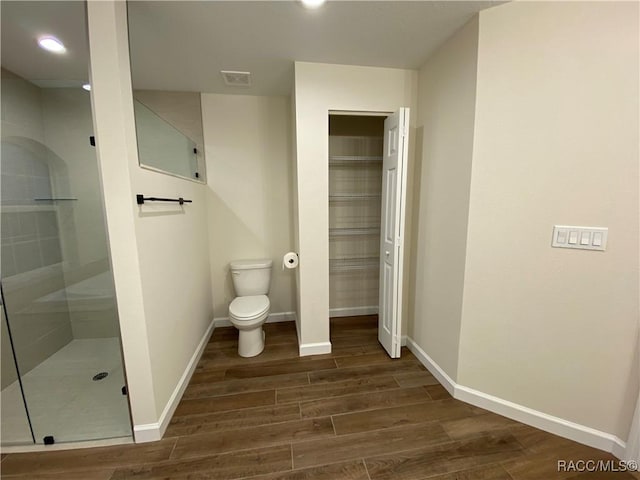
[328,109,409,358]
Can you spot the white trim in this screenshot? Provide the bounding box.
[407,335,626,457]
[133,318,215,443]
[612,437,628,460]
[455,385,625,454]
[213,311,296,328]
[624,386,640,462]
[400,335,407,347]
[132,423,162,444]
[299,341,332,356]
[295,313,301,346]
[406,337,456,396]
[329,110,392,117]
[329,306,378,318]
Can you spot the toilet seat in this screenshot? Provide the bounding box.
[229,295,269,321]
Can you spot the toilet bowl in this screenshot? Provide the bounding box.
[229,294,270,357]
[228,259,272,357]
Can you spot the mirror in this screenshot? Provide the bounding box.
[133,92,202,180]
[127,14,206,182]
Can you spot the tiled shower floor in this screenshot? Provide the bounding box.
[1,338,132,446]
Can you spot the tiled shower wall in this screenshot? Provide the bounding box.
[1,70,72,385]
[1,209,61,276]
[1,97,63,277]
[1,139,63,277]
[0,144,72,383]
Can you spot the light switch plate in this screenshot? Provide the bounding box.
[552,225,607,251]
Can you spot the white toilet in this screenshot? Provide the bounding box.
[228,258,272,357]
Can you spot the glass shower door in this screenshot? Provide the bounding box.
[0,301,34,445]
[0,1,132,445]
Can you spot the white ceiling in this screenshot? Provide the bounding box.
[2,0,503,95]
[1,1,90,88]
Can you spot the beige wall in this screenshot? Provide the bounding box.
[88,1,213,439]
[457,1,639,440]
[410,17,479,381]
[293,62,417,351]
[201,94,296,319]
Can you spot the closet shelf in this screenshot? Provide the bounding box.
[329,227,380,237]
[329,155,383,166]
[330,257,379,273]
[329,193,381,202]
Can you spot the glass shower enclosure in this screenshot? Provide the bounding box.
[0,1,132,446]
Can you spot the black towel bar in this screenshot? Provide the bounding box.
[136,194,192,205]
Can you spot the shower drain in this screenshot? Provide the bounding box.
[92,372,108,381]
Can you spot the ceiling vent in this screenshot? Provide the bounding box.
[221,71,251,87]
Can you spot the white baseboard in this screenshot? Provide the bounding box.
[294,313,301,346]
[133,318,215,443]
[406,337,456,396]
[299,341,332,356]
[612,437,629,460]
[213,311,296,328]
[455,384,626,455]
[406,336,627,458]
[330,306,378,318]
[401,335,407,347]
[132,424,162,444]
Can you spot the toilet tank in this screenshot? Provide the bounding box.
[230,259,273,296]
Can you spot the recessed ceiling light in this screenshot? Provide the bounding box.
[38,36,66,53]
[82,83,91,91]
[299,0,326,9]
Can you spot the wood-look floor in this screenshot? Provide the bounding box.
[1,316,636,480]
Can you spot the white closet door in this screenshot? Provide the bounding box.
[378,108,409,358]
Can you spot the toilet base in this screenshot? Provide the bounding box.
[238,327,265,357]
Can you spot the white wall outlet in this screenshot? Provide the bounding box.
[552,226,608,251]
